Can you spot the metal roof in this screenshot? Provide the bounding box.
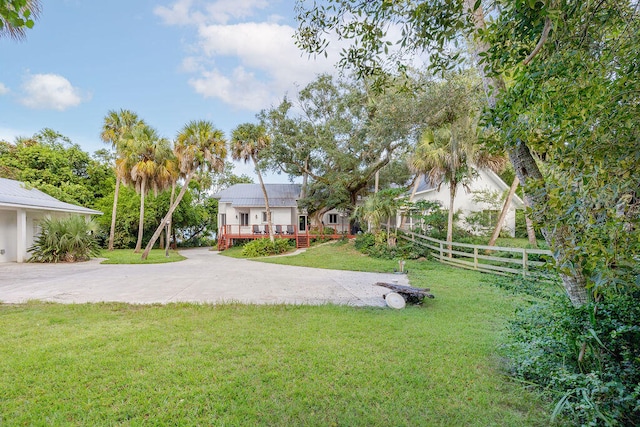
[213,183,301,207]
[0,178,102,215]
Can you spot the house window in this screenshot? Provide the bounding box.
[240,213,249,226]
[328,214,338,224]
[482,210,500,225]
[262,211,267,222]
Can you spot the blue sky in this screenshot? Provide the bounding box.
[0,0,342,181]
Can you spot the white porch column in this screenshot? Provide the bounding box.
[16,209,27,263]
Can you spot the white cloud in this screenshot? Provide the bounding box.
[20,73,85,111]
[204,0,269,24]
[189,67,272,110]
[0,83,8,95]
[156,1,341,111]
[192,21,338,109]
[154,0,202,26]
[155,0,269,26]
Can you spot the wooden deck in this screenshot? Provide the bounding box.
[217,224,353,250]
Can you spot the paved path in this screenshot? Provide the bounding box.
[0,248,409,307]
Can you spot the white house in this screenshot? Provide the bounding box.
[401,168,523,236]
[213,183,352,249]
[214,184,303,234]
[0,178,102,263]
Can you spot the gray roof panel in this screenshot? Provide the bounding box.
[0,178,102,214]
[213,183,301,207]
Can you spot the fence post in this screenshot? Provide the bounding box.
[522,249,528,277]
[474,247,478,270]
[439,242,443,260]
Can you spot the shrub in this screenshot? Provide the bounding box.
[354,232,376,252]
[503,289,640,426]
[29,215,101,263]
[241,239,292,257]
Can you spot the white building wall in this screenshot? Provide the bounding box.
[0,210,17,263]
[320,209,350,233]
[218,203,298,234]
[410,169,520,237]
[0,209,89,263]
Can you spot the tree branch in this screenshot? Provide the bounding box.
[523,17,552,65]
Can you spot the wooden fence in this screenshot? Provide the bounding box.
[396,229,554,279]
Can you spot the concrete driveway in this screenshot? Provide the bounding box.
[0,248,409,307]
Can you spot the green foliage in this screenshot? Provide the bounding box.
[260,73,419,213]
[353,188,406,234]
[485,1,640,299]
[241,239,292,257]
[503,290,640,426]
[0,0,39,39]
[28,216,100,263]
[354,232,400,259]
[407,200,465,240]
[0,129,114,207]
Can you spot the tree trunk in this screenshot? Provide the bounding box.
[108,177,121,251]
[522,189,538,245]
[142,174,193,260]
[134,180,146,253]
[374,170,379,193]
[464,0,588,307]
[509,143,588,306]
[254,157,274,243]
[447,182,456,257]
[488,176,519,246]
[301,158,309,199]
[165,181,175,257]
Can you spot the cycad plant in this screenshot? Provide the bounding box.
[28,215,100,263]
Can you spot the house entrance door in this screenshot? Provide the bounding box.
[298,215,307,232]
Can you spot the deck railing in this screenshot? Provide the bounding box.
[218,224,355,250]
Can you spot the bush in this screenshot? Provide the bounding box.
[354,232,376,252]
[354,232,408,260]
[241,239,293,257]
[503,290,640,426]
[29,215,101,263]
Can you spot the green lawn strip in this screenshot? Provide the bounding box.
[99,249,186,264]
[253,240,402,272]
[0,262,551,425]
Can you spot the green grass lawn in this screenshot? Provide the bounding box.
[0,242,552,425]
[99,249,186,264]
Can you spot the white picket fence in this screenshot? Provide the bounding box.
[396,229,554,279]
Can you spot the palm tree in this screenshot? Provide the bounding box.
[0,0,40,40]
[126,125,172,253]
[141,120,226,260]
[408,121,505,253]
[230,123,274,242]
[354,188,405,246]
[152,146,179,256]
[100,109,144,251]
